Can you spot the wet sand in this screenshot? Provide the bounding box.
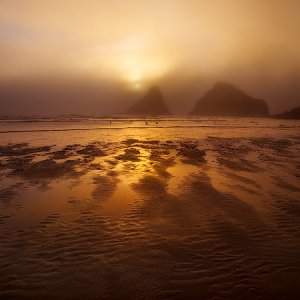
[0,120,300,299]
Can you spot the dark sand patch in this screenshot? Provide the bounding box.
[218,157,262,172]
[207,137,254,157]
[224,171,261,188]
[12,158,81,179]
[250,137,294,153]
[122,138,139,146]
[0,143,51,156]
[76,143,106,157]
[133,175,167,195]
[177,142,206,165]
[92,175,119,201]
[272,176,300,192]
[115,148,141,162]
[224,183,261,195]
[0,142,111,186]
[50,149,71,160]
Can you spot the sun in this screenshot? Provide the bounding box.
[134,82,141,89]
[128,80,142,90]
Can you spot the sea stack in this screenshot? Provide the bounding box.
[274,106,300,119]
[190,82,269,117]
[127,86,170,115]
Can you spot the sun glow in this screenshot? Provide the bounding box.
[133,82,141,89]
[117,53,173,86]
[83,36,176,87]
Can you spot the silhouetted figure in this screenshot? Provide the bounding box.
[109,121,112,124]
[145,122,148,125]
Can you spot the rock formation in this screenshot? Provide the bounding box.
[190,82,269,117]
[126,86,170,115]
[274,106,300,119]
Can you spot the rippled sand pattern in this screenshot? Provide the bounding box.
[0,131,300,299]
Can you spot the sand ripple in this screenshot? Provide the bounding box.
[0,136,300,299]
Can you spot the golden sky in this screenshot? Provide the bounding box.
[0,0,300,114]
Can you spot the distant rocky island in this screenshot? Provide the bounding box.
[126,86,170,115]
[190,82,269,117]
[274,106,300,119]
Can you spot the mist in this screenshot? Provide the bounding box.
[1,0,300,115]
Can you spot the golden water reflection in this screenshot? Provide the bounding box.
[1,136,299,227]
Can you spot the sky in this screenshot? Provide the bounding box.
[0,0,300,115]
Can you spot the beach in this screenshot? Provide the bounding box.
[0,117,300,299]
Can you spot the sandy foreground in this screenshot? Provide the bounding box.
[0,132,300,299]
